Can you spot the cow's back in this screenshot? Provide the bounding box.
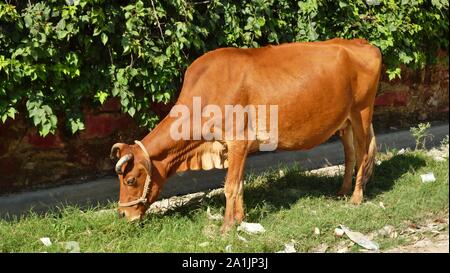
[176,39,381,150]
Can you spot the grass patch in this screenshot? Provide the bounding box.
[0,150,448,253]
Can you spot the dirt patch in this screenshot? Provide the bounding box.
[381,213,449,253]
[385,233,448,253]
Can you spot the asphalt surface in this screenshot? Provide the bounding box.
[0,123,448,218]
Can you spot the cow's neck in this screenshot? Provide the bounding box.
[140,116,228,179]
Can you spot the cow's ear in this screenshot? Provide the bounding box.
[110,143,126,160]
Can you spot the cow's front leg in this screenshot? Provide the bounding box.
[221,141,249,233]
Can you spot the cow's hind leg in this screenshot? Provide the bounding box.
[349,107,375,205]
[221,141,248,233]
[337,121,356,196]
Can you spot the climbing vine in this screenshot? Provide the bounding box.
[0,0,448,136]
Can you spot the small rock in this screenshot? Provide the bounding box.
[366,231,376,241]
[64,241,80,253]
[225,245,233,253]
[237,235,248,243]
[311,243,328,253]
[314,227,320,235]
[40,237,52,247]
[397,148,406,155]
[431,230,441,236]
[379,202,386,210]
[378,225,396,238]
[337,246,349,253]
[434,156,446,162]
[413,239,432,248]
[334,241,349,253]
[206,207,224,221]
[276,240,296,253]
[237,222,266,235]
[420,173,436,183]
[334,228,345,237]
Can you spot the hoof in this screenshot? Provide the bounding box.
[220,223,233,234]
[350,194,363,205]
[337,188,351,196]
[234,213,244,224]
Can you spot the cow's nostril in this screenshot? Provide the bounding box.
[118,211,125,219]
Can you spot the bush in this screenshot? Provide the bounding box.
[410,122,433,150]
[0,0,448,136]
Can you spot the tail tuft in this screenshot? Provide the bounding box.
[363,124,377,187]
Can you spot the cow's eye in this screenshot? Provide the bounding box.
[126,177,137,186]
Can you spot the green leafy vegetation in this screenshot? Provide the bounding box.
[0,0,448,135]
[410,122,433,150]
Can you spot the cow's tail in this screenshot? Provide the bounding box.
[363,123,377,187]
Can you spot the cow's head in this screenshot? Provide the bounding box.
[110,141,163,222]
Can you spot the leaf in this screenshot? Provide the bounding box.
[95,90,109,104]
[387,67,402,81]
[7,108,17,119]
[40,123,51,137]
[112,86,120,97]
[128,107,136,117]
[257,17,265,27]
[49,114,57,127]
[57,30,68,39]
[339,1,348,8]
[399,51,414,64]
[23,15,32,28]
[123,45,130,54]
[69,117,85,134]
[56,19,66,30]
[121,96,129,107]
[101,33,108,45]
[93,27,101,36]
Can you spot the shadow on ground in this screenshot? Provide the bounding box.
[154,153,427,222]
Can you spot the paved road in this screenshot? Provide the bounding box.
[0,123,448,218]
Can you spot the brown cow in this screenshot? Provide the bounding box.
[110,38,382,232]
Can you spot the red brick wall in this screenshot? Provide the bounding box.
[0,56,448,194]
[373,52,448,128]
[0,100,148,193]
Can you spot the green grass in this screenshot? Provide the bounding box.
[0,150,448,253]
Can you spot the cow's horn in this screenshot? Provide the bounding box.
[110,143,123,160]
[115,153,133,174]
